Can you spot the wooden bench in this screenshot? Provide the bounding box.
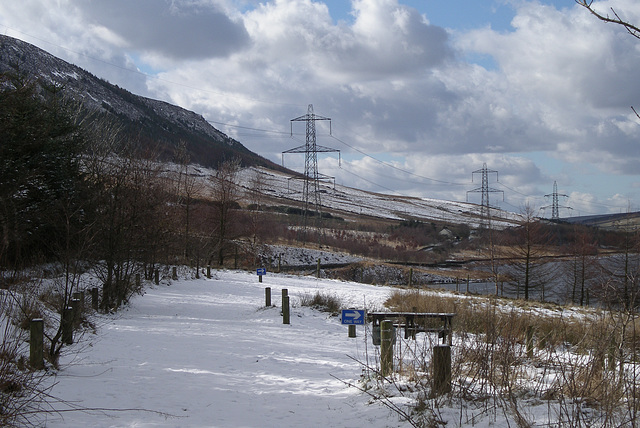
[367,312,455,345]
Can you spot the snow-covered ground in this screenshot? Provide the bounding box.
[43,270,406,428]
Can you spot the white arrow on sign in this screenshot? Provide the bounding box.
[344,310,362,320]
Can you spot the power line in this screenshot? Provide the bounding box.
[329,135,467,186]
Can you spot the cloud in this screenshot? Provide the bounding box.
[75,0,250,60]
[2,0,639,214]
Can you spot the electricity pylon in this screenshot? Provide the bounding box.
[467,163,504,228]
[282,104,339,242]
[543,181,570,221]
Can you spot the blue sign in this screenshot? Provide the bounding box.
[341,309,365,325]
[257,268,266,276]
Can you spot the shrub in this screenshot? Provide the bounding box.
[299,291,342,314]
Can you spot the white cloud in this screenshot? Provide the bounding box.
[2,0,640,214]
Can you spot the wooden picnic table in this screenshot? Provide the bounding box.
[367,312,456,345]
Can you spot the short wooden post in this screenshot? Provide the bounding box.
[526,326,534,358]
[265,287,271,307]
[207,265,211,279]
[408,268,413,287]
[73,291,84,315]
[259,274,263,283]
[172,267,178,280]
[70,298,81,327]
[91,287,99,310]
[316,259,321,278]
[433,345,452,395]
[282,288,288,301]
[348,324,356,338]
[466,275,470,293]
[277,255,281,273]
[234,246,238,269]
[380,320,394,377]
[282,295,290,324]
[154,269,160,285]
[62,306,74,345]
[30,319,44,369]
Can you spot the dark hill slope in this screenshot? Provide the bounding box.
[0,34,284,170]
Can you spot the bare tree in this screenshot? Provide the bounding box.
[209,158,243,267]
[564,226,600,306]
[172,141,205,263]
[504,205,553,301]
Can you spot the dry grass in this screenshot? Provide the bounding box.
[378,289,640,426]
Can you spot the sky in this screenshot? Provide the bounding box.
[2,0,640,217]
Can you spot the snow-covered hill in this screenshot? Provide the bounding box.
[185,164,523,228]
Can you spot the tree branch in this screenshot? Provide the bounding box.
[575,1,640,39]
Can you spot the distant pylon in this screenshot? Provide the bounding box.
[543,181,570,221]
[467,163,504,228]
[282,104,339,241]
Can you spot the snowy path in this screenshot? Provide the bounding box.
[45,270,407,428]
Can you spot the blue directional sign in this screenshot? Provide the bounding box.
[341,309,365,325]
[256,268,266,276]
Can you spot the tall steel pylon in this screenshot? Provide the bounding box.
[543,181,570,221]
[467,163,503,228]
[282,104,339,241]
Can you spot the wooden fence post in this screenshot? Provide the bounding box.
[154,269,160,285]
[316,259,321,278]
[62,306,74,345]
[265,287,271,307]
[282,295,290,325]
[207,265,211,279]
[433,345,452,395]
[30,319,44,369]
[380,320,394,377]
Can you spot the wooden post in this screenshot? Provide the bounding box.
[265,287,271,307]
[466,275,470,293]
[155,269,160,285]
[91,287,99,311]
[172,267,178,280]
[62,306,74,345]
[30,319,44,369]
[456,277,459,293]
[380,320,394,377]
[348,324,356,338]
[73,291,84,315]
[282,295,290,325]
[70,298,81,327]
[259,274,263,283]
[316,259,321,278]
[433,345,452,395]
[234,246,238,269]
[278,255,281,273]
[207,265,211,279]
[408,268,413,287]
[526,326,534,358]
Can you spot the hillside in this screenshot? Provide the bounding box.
[0,35,284,170]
